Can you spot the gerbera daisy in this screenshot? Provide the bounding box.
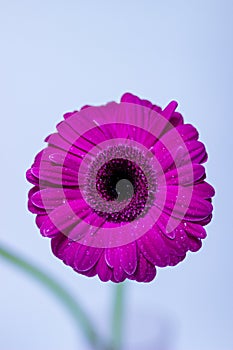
[26,93,214,283]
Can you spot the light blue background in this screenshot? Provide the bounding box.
[0,1,232,349]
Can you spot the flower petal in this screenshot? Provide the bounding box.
[73,244,103,272]
[120,242,137,275]
[169,254,186,266]
[57,120,98,153]
[175,124,199,141]
[162,101,178,119]
[193,182,215,198]
[132,253,157,283]
[137,227,171,267]
[105,247,127,282]
[96,253,113,282]
[184,222,207,239]
[165,164,205,185]
[78,265,97,277]
[26,169,39,185]
[31,164,79,186]
[121,92,161,112]
[31,188,81,209]
[63,111,78,120]
[155,185,213,221]
[183,141,208,165]
[40,200,91,237]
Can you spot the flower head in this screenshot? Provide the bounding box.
[26,93,214,283]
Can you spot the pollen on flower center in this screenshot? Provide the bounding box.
[84,145,157,223]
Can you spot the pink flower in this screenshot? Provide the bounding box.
[26,93,214,283]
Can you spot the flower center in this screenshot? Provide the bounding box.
[84,145,156,223]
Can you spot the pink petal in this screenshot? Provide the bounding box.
[31,188,81,209]
[105,243,137,275]
[35,214,48,228]
[169,254,186,266]
[63,242,79,266]
[40,200,91,237]
[96,253,113,282]
[78,265,97,277]
[34,146,81,169]
[162,101,178,119]
[80,105,91,110]
[150,141,175,173]
[26,169,39,185]
[160,224,190,255]
[196,214,213,226]
[152,129,206,174]
[183,222,207,239]
[193,182,215,198]
[121,92,162,113]
[49,152,81,169]
[31,165,79,186]
[68,212,106,242]
[28,198,47,214]
[120,242,137,275]
[51,234,70,260]
[63,111,78,120]
[156,185,213,221]
[183,141,208,164]
[73,245,103,272]
[52,236,101,271]
[105,247,127,282]
[137,227,171,267]
[57,120,97,152]
[187,236,202,252]
[161,222,202,254]
[165,164,205,185]
[133,253,157,282]
[175,124,199,141]
[168,111,184,127]
[45,133,84,157]
[28,187,47,214]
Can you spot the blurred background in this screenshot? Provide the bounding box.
[0,0,232,349]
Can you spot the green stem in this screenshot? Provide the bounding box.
[0,243,104,350]
[111,283,125,350]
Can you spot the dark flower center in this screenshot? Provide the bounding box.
[84,145,156,223]
[95,158,148,222]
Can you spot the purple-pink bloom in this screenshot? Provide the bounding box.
[26,93,214,283]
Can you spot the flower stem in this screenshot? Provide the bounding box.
[0,243,105,350]
[111,283,125,350]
